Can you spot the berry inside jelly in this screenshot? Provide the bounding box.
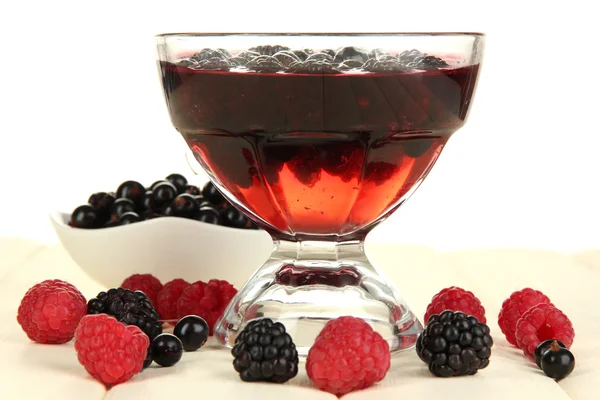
[159,46,480,239]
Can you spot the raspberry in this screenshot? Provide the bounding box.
[424,286,486,324]
[515,303,574,360]
[176,279,237,334]
[17,279,87,344]
[120,274,162,306]
[306,316,390,395]
[75,314,149,387]
[498,288,552,346]
[155,279,190,323]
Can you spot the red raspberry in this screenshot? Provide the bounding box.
[176,279,237,335]
[306,316,390,395]
[515,303,574,360]
[156,279,190,323]
[74,314,149,387]
[17,279,87,344]
[424,286,486,324]
[498,288,552,346]
[120,274,162,306]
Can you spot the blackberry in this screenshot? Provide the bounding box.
[87,288,162,341]
[416,310,493,377]
[232,318,299,383]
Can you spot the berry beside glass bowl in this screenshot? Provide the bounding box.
[232,318,299,383]
[416,310,493,377]
[174,315,210,351]
[151,333,184,367]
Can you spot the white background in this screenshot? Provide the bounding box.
[0,0,598,252]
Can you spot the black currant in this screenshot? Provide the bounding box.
[116,180,145,207]
[535,339,567,368]
[540,340,575,381]
[166,173,188,193]
[173,315,209,351]
[172,194,198,218]
[152,182,178,209]
[195,207,221,225]
[151,333,183,367]
[184,184,201,196]
[221,206,251,229]
[87,192,115,221]
[119,211,141,225]
[70,205,100,229]
[202,181,226,206]
[110,198,136,222]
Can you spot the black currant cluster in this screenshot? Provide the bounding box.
[534,340,575,381]
[68,173,260,230]
[178,45,449,74]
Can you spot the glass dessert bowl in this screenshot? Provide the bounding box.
[155,33,485,355]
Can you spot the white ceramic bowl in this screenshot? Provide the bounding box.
[50,212,273,288]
